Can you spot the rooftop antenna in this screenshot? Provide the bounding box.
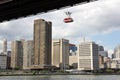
[65,12,72,18]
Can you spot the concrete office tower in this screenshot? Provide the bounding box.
[52,39,69,69]
[23,40,34,69]
[3,38,7,52]
[11,40,25,69]
[78,42,99,71]
[34,19,52,69]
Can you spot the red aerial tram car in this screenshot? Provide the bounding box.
[63,12,73,23]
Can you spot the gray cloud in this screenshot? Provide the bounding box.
[0,18,33,41]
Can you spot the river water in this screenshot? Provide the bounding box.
[0,75,120,80]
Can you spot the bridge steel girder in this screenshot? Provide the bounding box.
[0,0,95,22]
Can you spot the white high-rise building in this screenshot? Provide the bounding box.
[78,42,99,70]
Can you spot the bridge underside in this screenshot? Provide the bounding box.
[0,0,95,22]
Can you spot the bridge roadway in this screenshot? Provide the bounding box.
[0,0,96,22]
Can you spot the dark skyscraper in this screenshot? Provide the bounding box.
[33,19,52,69]
[99,46,104,51]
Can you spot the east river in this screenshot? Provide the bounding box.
[0,75,120,80]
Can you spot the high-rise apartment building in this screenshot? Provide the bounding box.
[3,38,7,52]
[78,42,99,70]
[33,19,52,69]
[52,39,69,69]
[23,40,34,69]
[11,40,24,69]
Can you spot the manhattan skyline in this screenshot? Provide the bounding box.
[0,0,120,57]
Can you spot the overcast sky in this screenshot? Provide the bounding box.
[0,0,120,57]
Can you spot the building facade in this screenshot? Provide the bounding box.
[33,19,52,69]
[98,51,108,69]
[98,46,104,51]
[69,44,77,55]
[23,40,34,69]
[69,44,78,69]
[99,55,104,68]
[69,55,78,69]
[52,39,69,69]
[99,51,108,57]
[0,53,7,69]
[78,42,99,70]
[7,51,11,69]
[111,59,120,69]
[114,45,120,59]
[110,45,120,69]
[11,40,24,69]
